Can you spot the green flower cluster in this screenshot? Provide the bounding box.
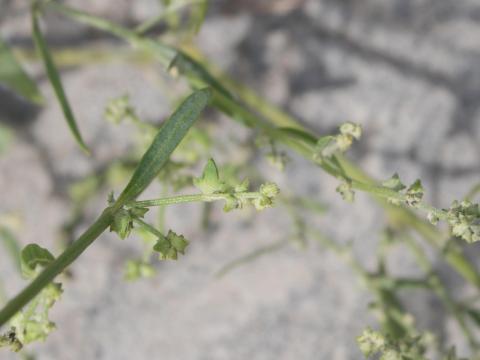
[313,122,362,160]
[153,230,189,260]
[110,205,149,240]
[357,328,430,360]
[194,158,280,212]
[444,200,480,244]
[104,94,138,124]
[0,244,62,352]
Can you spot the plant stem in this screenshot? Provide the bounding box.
[133,217,164,238]
[132,192,260,208]
[350,180,442,217]
[0,207,114,327]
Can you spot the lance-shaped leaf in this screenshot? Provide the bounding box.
[117,88,211,204]
[31,8,90,154]
[0,37,43,104]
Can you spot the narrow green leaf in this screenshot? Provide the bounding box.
[31,8,90,154]
[117,88,211,203]
[0,37,43,104]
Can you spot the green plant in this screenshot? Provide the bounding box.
[1,1,480,358]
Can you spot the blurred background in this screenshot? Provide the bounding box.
[1,0,480,359]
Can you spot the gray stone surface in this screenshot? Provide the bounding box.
[1,0,480,359]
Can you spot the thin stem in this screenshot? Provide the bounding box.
[135,0,204,35]
[216,239,289,278]
[0,207,115,327]
[133,217,164,238]
[157,185,168,233]
[350,180,444,218]
[132,192,260,208]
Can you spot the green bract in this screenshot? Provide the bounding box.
[193,158,227,194]
[446,201,480,243]
[405,180,424,208]
[336,181,355,203]
[153,230,189,260]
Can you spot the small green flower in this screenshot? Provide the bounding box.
[223,195,240,212]
[2,244,63,352]
[260,182,280,198]
[427,211,441,225]
[252,195,274,211]
[193,158,228,194]
[0,328,22,352]
[357,328,386,357]
[111,209,134,240]
[104,95,137,124]
[234,179,249,193]
[382,173,406,192]
[168,231,189,254]
[153,230,189,260]
[313,122,362,160]
[406,180,424,208]
[108,193,149,240]
[382,173,407,205]
[340,122,362,140]
[446,200,480,243]
[337,181,355,203]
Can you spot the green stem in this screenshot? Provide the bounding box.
[0,207,115,327]
[132,192,260,208]
[216,239,288,278]
[135,0,204,35]
[133,217,164,238]
[350,180,442,217]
